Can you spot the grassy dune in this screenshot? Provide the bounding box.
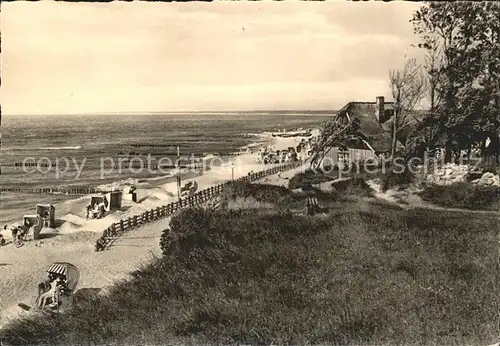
[1,184,498,345]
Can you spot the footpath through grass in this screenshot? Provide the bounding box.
[1,194,498,345]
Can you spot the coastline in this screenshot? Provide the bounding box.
[0,133,276,226]
[0,132,312,324]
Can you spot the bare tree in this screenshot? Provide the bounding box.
[309,118,363,170]
[389,58,427,157]
[421,38,444,152]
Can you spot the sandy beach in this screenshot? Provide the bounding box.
[0,134,312,325]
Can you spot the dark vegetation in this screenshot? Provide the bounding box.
[419,183,500,211]
[229,182,295,204]
[1,197,498,345]
[287,166,339,190]
[226,181,341,210]
[288,163,377,191]
[464,158,500,181]
[330,176,374,198]
[379,164,416,192]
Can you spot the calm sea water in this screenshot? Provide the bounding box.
[0,112,328,223]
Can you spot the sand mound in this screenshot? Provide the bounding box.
[59,213,86,226]
[80,215,122,232]
[149,188,175,201]
[139,197,167,210]
[58,221,84,234]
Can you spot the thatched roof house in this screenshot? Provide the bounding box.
[334,96,409,154]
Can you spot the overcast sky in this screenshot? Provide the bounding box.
[1,1,424,115]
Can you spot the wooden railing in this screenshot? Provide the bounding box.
[95,160,304,251]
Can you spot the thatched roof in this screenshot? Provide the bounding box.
[335,101,395,153]
[382,110,426,144]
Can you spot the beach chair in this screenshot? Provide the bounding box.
[37,262,80,312]
[306,196,321,215]
[36,204,56,228]
[181,181,198,197]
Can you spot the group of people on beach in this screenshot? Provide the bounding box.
[86,201,106,219]
[2,223,29,247]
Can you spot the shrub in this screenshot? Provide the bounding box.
[287,169,336,190]
[419,183,500,210]
[331,176,374,198]
[230,182,294,204]
[380,160,416,192]
[160,207,215,256]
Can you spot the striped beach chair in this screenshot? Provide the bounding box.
[306,196,320,215]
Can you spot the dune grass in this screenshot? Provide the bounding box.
[419,183,500,211]
[1,200,498,345]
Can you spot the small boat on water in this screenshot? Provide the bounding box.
[271,128,312,138]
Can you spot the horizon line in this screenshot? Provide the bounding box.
[2,109,338,117]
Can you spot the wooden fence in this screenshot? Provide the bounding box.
[95,160,304,251]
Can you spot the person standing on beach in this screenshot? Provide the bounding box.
[4,224,19,243]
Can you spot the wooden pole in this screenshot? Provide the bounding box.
[176,145,181,201]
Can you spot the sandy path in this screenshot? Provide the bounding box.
[256,161,310,187]
[0,135,311,326]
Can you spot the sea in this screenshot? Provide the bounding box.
[0,112,328,224]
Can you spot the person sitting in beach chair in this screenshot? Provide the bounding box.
[91,203,100,218]
[38,274,63,310]
[86,205,93,219]
[97,203,106,219]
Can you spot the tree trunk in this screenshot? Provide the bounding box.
[391,111,398,159]
[496,135,500,165]
[480,138,486,157]
[444,140,453,164]
[391,128,398,159]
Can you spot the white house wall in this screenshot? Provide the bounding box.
[320,147,377,167]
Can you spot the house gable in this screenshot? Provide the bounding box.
[334,100,394,153]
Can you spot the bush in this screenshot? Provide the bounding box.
[419,183,500,210]
[331,176,374,198]
[160,207,216,256]
[380,160,416,192]
[230,182,294,204]
[287,169,337,190]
